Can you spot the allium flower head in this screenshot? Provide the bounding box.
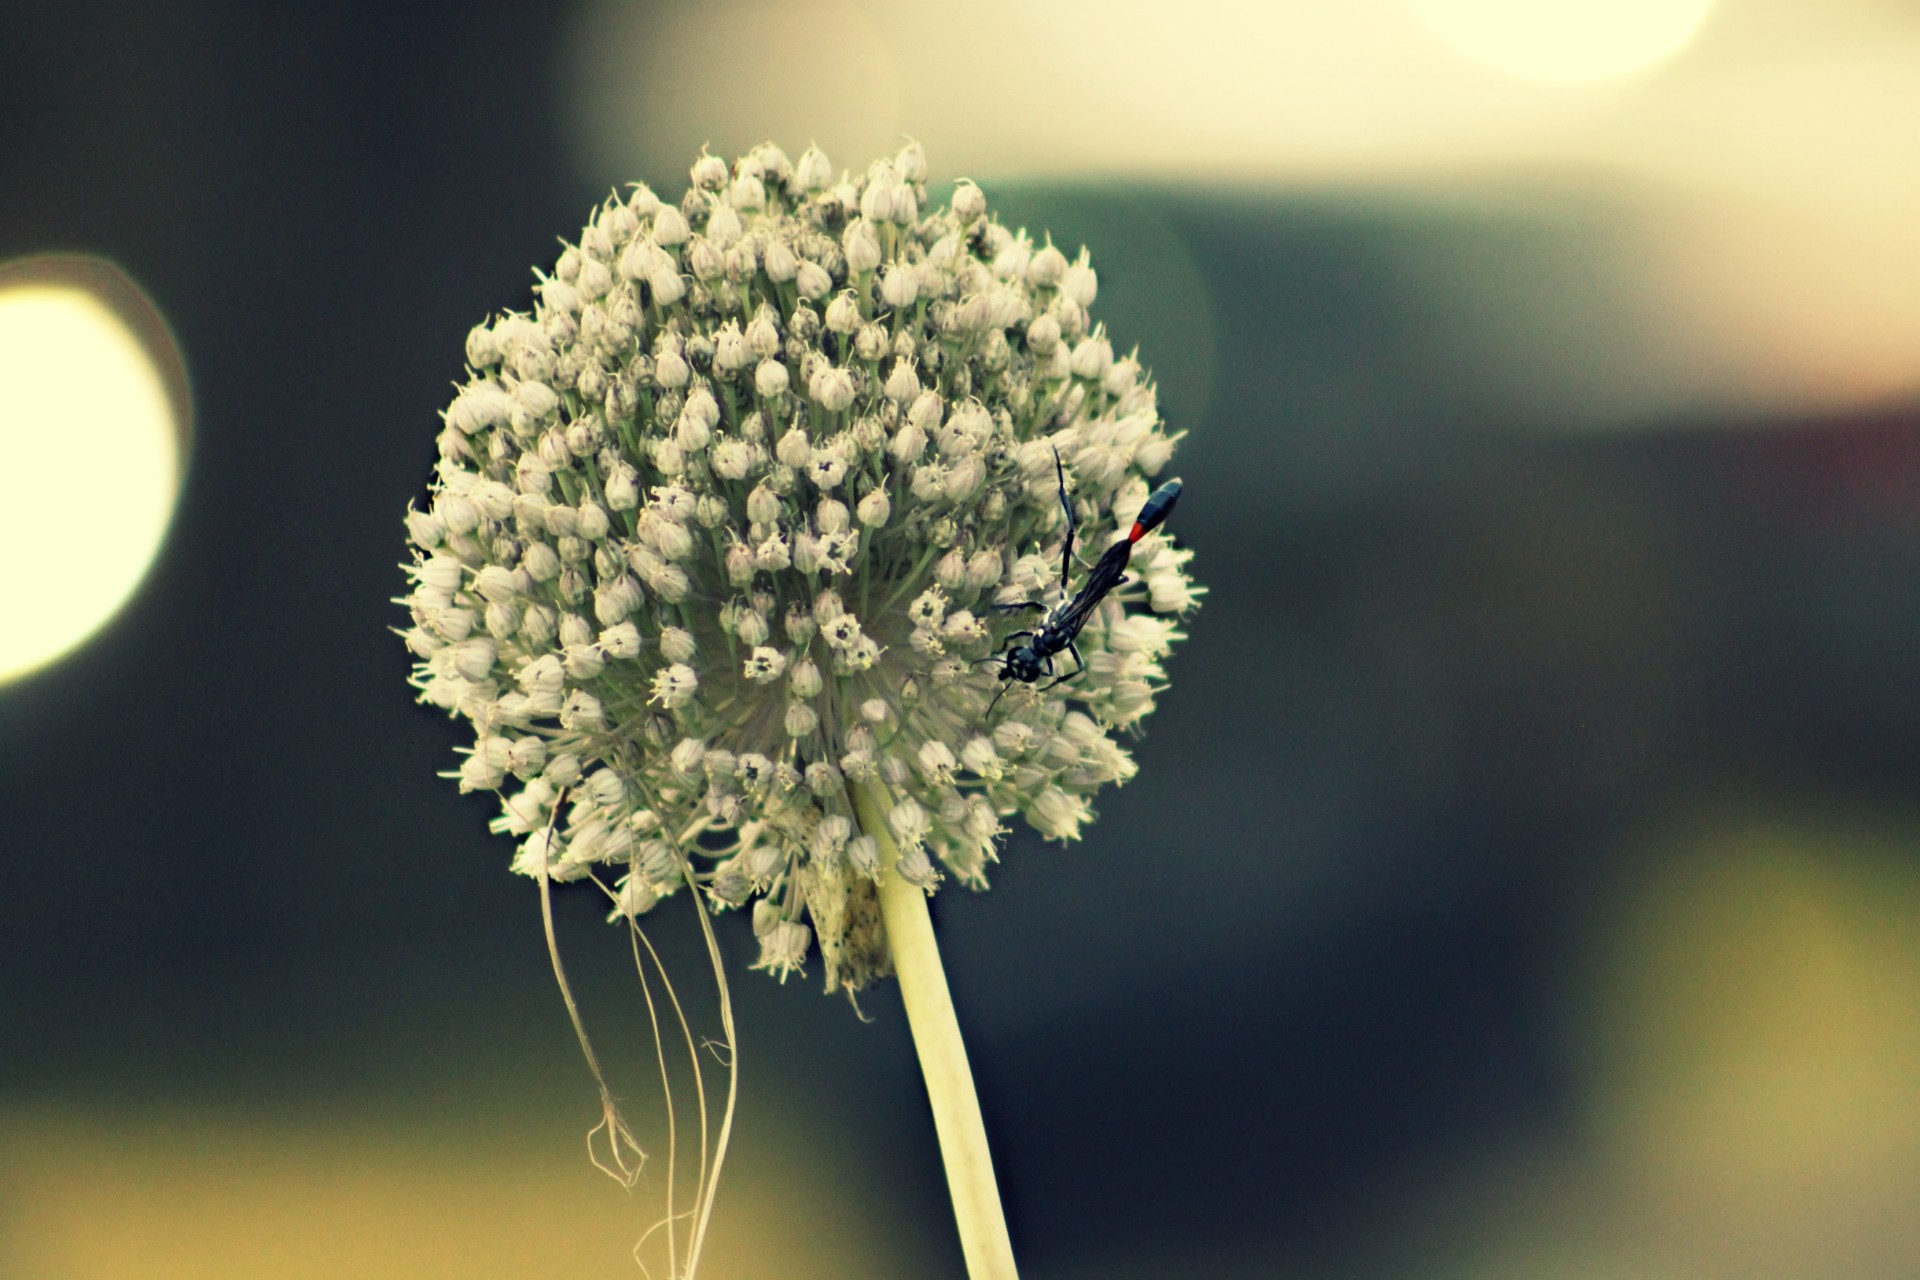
[401,142,1199,993]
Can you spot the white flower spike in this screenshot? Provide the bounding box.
[401,143,1200,995]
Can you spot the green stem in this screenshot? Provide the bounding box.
[850,779,1019,1280]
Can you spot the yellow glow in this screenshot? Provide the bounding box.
[1408,0,1715,81]
[1573,809,1920,1271]
[0,1100,923,1280]
[0,267,185,682]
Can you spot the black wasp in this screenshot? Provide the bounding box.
[984,452,1183,712]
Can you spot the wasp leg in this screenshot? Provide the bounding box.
[988,600,1046,614]
[1053,446,1077,597]
[1038,643,1088,692]
[985,673,1018,718]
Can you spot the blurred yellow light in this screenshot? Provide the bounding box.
[1571,808,1920,1272]
[1408,0,1716,81]
[0,260,186,683]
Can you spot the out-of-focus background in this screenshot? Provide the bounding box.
[4,1,1919,1276]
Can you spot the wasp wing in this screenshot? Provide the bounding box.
[1049,540,1133,637]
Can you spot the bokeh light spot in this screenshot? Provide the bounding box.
[0,257,188,683]
[1409,0,1715,81]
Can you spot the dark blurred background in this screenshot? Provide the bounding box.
[5,2,1920,1278]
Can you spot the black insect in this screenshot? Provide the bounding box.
[984,452,1183,712]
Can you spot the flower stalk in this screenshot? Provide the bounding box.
[399,141,1201,1277]
[853,778,1018,1280]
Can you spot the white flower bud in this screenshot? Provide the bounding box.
[659,627,697,663]
[896,844,939,888]
[519,604,557,647]
[859,163,896,222]
[790,532,820,574]
[475,564,531,603]
[887,140,925,183]
[652,206,689,246]
[1062,255,1097,307]
[649,438,685,476]
[564,643,606,680]
[917,739,957,784]
[934,549,969,590]
[794,260,831,300]
[649,562,690,601]
[842,220,881,275]
[848,486,888,529]
[603,466,639,511]
[1070,336,1114,380]
[1025,312,1062,356]
[879,265,918,310]
[674,409,711,453]
[754,359,789,398]
[501,736,546,780]
[907,390,943,434]
[888,797,929,848]
[883,360,920,406]
[712,540,748,585]
[752,918,811,980]
[701,443,750,486]
[780,655,822,700]
[447,381,513,435]
[772,428,809,471]
[736,610,771,646]
[687,238,723,281]
[659,738,701,779]
[450,638,496,680]
[730,172,766,210]
[794,146,832,192]
[808,366,856,412]
[607,874,659,919]
[435,494,480,535]
[713,323,750,373]
[706,200,743,245]
[653,346,690,389]
[952,180,985,221]
[815,497,850,535]
[459,743,507,792]
[691,152,728,189]
[405,508,445,549]
[577,502,611,540]
[1030,785,1088,840]
[846,834,880,879]
[824,292,860,334]
[1027,244,1068,288]
[648,264,686,305]
[521,541,560,582]
[889,183,918,225]
[762,239,798,283]
[745,313,782,360]
[465,324,501,368]
[784,701,818,738]
[416,554,465,594]
[943,455,985,502]
[577,256,612,300]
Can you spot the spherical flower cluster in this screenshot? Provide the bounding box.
[399,143,1199,993]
